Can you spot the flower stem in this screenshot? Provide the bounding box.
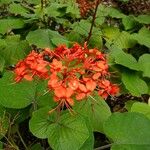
[86,0,101,43]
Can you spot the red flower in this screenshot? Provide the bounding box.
[14,43,119,109]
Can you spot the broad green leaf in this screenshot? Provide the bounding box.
[8,3,30,17]
[0,72,36,108]
[46,3,66,18]
[89,34,103,49]
[0,105,9,140]
[114,31,136,49]
[0,35,30,65]
[104,112,150,150]
[0,0,12,4]
[79,131,94,150]
[138,54,150,78]
[29,106,53,139]
[122,71,148,96]
[132,27,150,48]
[103,27,136,49]
[131,102,150,119]
[26,29,65,48]
[74,93,111,133]
[107,7,125,19]
[122,16,137,30]
[30,107,90,150]
[47,113,89,150]
[102,27,120,40]
[66,1,80,18]
[71,20,91,36]
[110,46,139,71]
[0,19,25,34]
[97,5,125,19]
[51,37,70,47]
[135,15,150,24]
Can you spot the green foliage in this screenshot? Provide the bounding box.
[122,71,148,96]
[0,0,150,149]
[74,93,111,133]
[29,107,91,150]
[104,112,150,150]
[26,29,70,48]
[0,72,36,108]
[0,19,25,34]
[131,102,150,119]
[138,54,150,78]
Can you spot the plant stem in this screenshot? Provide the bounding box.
[86,0,101,43]
[17,129,29,150]
[94,144,112,150]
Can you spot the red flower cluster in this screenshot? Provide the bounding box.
[14,51,49,82]
[14,43,119,107]
[76,0,96,17]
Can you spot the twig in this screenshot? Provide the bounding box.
[94,144,112,150]
[86,0,101,43]
[17,129,29,150]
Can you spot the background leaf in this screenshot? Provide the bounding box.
[104,112,150,150]
[0,72,36,108]
[122,70,148,96]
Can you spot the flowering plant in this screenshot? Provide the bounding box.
[14,43,119,112]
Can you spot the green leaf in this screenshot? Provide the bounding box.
[132,27,150,48]
[71,20,91,37]
[66,1,80,18]
[0,35,30,65]
[26,29,66,48]
[103,27,136,49]
[74,93,111,133]
[138,54,150,78]
[8,3,30,17]
[29,106,53,139]
[122,71,148,96]
[30,143,44,150]
[104,112,150,150]
[110,46,139,71]
[0,72,36,108]
[0,19,25,34]
[135,15,150,24]
[125,100,137,111]
[0,56,5,72]
[47,113,89,150]
[51,37,70,47]
[131,102,150,119]
[0,105,9,140]
[46,3,66,18]
[122,16,137,30]
[30,107,90,150]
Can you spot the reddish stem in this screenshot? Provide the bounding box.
[86,0,101,43]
